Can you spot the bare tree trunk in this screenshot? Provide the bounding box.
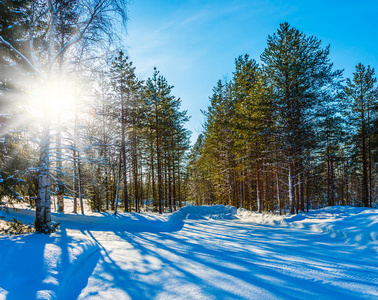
[36,121,51,231]
[256,162,261,213]
[122,141,128,213]
[132,123,139,213]
[73,91,79,214]
[178,158,182,208]
[367,100,372,208]
[101,92,110,211]
[121,86,129,212]
[340,163,345,206]
[114,155,122,215]
[330,156,335,206]
[105,154,109,211]
[164,155,168,210]
[361,84,369,207]
[73,154,78,214]
[168,157,172,213]
[57,110,64,212]
[35,0,58,232]
[306,174,310,213]
[151,138,156,211]
[78,158,84,215]
[156,110,163,214]
[172,157,177,211]
[276,166,281,215]
[289,162,294,214]
[326,130,332,206]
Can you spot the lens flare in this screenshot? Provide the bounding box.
[29,79,76,120]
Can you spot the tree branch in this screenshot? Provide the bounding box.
[0,35,45,78]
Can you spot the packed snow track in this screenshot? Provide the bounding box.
[0,205,377,299]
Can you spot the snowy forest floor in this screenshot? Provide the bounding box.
[0,203,377,300]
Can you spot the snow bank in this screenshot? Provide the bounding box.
[237,206,378,250]
[164,204,236,231]
[0,205,237,298]
[175,204,237,220]
[1,205,237,234]
[0,233,98,300]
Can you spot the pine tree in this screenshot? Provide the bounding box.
[231,55,273,212]
[261,22,341,213]
[110,52,141,213]
[143,68,190,213]
[345,63,378,207]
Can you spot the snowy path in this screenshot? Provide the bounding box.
[72,219,378,300]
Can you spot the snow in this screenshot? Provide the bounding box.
[0,204,377,299]
[0,230,97,299]
[237,206,378,250]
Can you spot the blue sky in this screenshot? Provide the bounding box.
[125,0,378,144]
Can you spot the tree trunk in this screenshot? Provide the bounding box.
[256,162,261,213]
[168,157,172,212]
[73,154,78,214]
[172,157,177,211]
[178,158,182,208]
[78,158,84,215]
[361,86,369,207]
[276,167,281,215]
[156,104,163,214]
[151,138,156,211]
[114,155,122,215]
[35,0,57,232]
[57,111,64,213]
[289,162,294,214]
[35,122,51,231]
[121,90,129,212]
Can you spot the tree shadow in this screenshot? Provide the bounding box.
[100,220,378,299]
[3,212,377,299]
[56,228,100,300]
[0,228,99,300]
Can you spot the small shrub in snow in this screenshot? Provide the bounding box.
[0,217,35,235]
[33,220,60,234]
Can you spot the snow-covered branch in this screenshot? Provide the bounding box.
[0,35,44,78]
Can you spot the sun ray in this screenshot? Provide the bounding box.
[29,78,77,121]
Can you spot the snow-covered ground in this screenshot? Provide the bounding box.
[0,203,377,299]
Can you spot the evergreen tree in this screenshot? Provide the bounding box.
[345,63,378,207]
[143,68,190,213]
[261,22,341,213]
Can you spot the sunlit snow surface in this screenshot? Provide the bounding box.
[0,204,377,299]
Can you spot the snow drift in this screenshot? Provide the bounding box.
[173,204,237,220]
[237,206,378,251]
[1,205,237,234]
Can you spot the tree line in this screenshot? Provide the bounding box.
[187,23,378,214]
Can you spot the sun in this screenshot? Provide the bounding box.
[29,78,77,120]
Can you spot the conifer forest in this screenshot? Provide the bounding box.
[188,23,378,215]
[1,1,378,299]
[0,0,377,234]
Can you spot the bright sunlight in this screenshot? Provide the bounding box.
[29,78,76,120]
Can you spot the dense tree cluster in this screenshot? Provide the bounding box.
[0,0,190,232]
[188,23,378,213]
[85,53,190,214]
